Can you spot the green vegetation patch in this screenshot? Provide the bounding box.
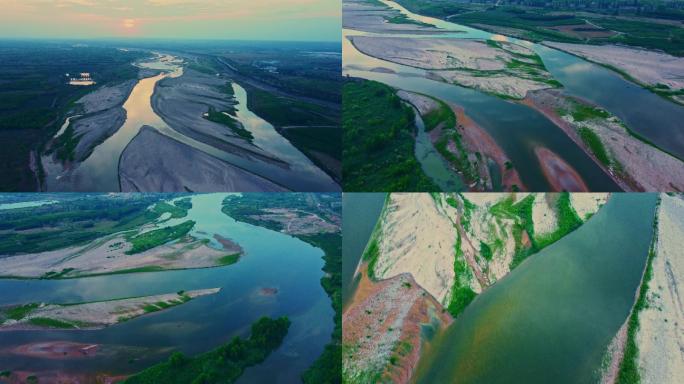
[2,303,40,320]
[0,194,182,257]
[422,97,456,132]
[28,317,77,329]
[124,316,290,384]
[448,231,476,318]
[535,193,582,250]
[152,200,190,219]
[126,220,196,255]
[217,253,241,266]
[343,79,439,191]
[385,13,434,28]
[578,127,611,166]
[617,199,660,384]
[300,233,342,384]
[204,107,253,141]
[568,102,611,122]
[479,241,493,261]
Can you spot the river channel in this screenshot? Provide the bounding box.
[414,193,658,383]
[344,0,684,191]
[0,194,334,383]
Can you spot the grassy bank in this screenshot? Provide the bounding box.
[487,193,583,269]
[125,220,195,255]
[343,79,439,191]
[617,197,661,384]
[300,233,342,384]
[124,316,291,384]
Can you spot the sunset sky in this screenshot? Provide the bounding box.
[0,0,341,41]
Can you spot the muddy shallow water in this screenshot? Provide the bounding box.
[414,193,658,383]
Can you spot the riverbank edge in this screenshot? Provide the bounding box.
[0,288,221,332]
[601,194,661,384]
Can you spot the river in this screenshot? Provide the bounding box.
[0,194,334,383]
[344,0,684,191]
[46,51,338,192]
[414,193,658,383]
[342,193,386,307]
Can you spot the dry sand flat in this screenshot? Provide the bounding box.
[42,80,138,171]
[370,193,609,305]
[152,68,282,164]
[373,193,456,304]
[635,194,684,383]
[343,0,442,34]
[350,35,557,99]
[119,126,286,192]
[570,193,608,220]
[396,90,439,116]
[544,42,684,91]
[248,208,340,235]
[0,226,234,279]
[0,288,220,331]
[532,194,559,237]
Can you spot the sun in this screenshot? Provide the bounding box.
[123,19,136,29]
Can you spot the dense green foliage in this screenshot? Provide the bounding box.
[496,193,583,269]
[124,317,291,384]
[578,127,611,166]
[0,195,180,256]
[569,103,611,122]
[479,241,493,261]
[246,87,339,128]
[217,253,241,266]
[204,107,254,141]
[1,303,40,320]
[343,79,439,191]
[423,97,456,132]
[245,86,341,180]
[126,220,195,255]
[448,231,476,318]
[221,43,341,103]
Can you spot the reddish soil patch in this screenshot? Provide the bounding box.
[4,370,126,384]
[534,147,589,191]
[521,90,628,190]
[9,341,99,359]
[258,287,278,296]
[343,263,452,384]
[451,104,526,191]
[213,234,243,254]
